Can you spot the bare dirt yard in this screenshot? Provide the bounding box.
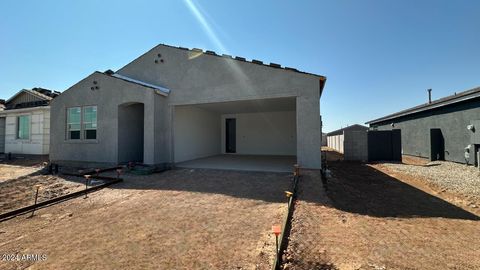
[0,168,291,270]
[0,162,87,215]
[283,150,480,270]
[0,155,48,184]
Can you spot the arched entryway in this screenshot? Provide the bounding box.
[118,102,144,163]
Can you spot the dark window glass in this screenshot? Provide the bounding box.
[70,130,80,140]
[85,130,96,140]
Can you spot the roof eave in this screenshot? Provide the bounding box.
[366,88,480,125]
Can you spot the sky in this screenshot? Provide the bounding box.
[1,0,479,132]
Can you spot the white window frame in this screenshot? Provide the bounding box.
[66,107,81,140]
[66,106,97,141]
[83,106,97,140]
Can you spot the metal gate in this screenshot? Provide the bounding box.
[367,129,402,162]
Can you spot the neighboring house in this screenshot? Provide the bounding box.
[366,86,480,165]
[326,124,368,154]
[0,88,59,155]
[50,44,326,169]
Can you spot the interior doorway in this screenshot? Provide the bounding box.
[225,118,236,153]
[118,103,144,163]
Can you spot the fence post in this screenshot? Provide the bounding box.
[30,185,40,217]
[84,175,91,199]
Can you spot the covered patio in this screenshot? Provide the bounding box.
[175,154,296,172]
[172,97,298,172]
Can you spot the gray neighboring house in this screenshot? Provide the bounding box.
[366,86,480,165]
[50,44,326,169]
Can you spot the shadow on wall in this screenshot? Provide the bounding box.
[324,161,479,220]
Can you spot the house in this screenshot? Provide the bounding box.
[326,124,368,154]
[50,44,326,170]
[0,88,59,155]
[366,86,480,165]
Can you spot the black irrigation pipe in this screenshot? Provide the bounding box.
[0,178,123,222]
[272,172,300,270]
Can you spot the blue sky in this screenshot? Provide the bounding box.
[1,0,479,132]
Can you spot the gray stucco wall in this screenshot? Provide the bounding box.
[50,72,163,166]
[371,98,480,164]
[117,45,322,169]
[220,111,296,156]
[173,106,221,162]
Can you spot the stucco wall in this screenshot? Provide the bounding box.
[372,99,480,164]
[1,107,50,155]
[221,111,296,156]
[117,45,322,169]
[50,72,162,165]
[174,106,221,162]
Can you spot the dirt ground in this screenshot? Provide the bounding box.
[0,165,40,183]
[284,150,480,270]
[0,164,86,215]
[0,155,50,183]
[0,168,291,270]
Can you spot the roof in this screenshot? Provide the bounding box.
[108,72,170,95]
[326,124,368,136]
[6,88,53,104]
[123,43,327,95]
[366,86,480,125]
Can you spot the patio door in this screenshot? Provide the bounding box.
[226,118,236,153]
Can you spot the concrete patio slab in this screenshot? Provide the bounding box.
[175,154,296,172]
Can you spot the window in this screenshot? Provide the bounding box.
[17,115,30,140]
[66,106,97,140]
[67,107,81,139]
[83,106,97,140]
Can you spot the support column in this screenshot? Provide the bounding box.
[296,95,321,169]
[143,99,155,165]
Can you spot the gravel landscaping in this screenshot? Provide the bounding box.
[283,160,480,270]
[378,159,480,203]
